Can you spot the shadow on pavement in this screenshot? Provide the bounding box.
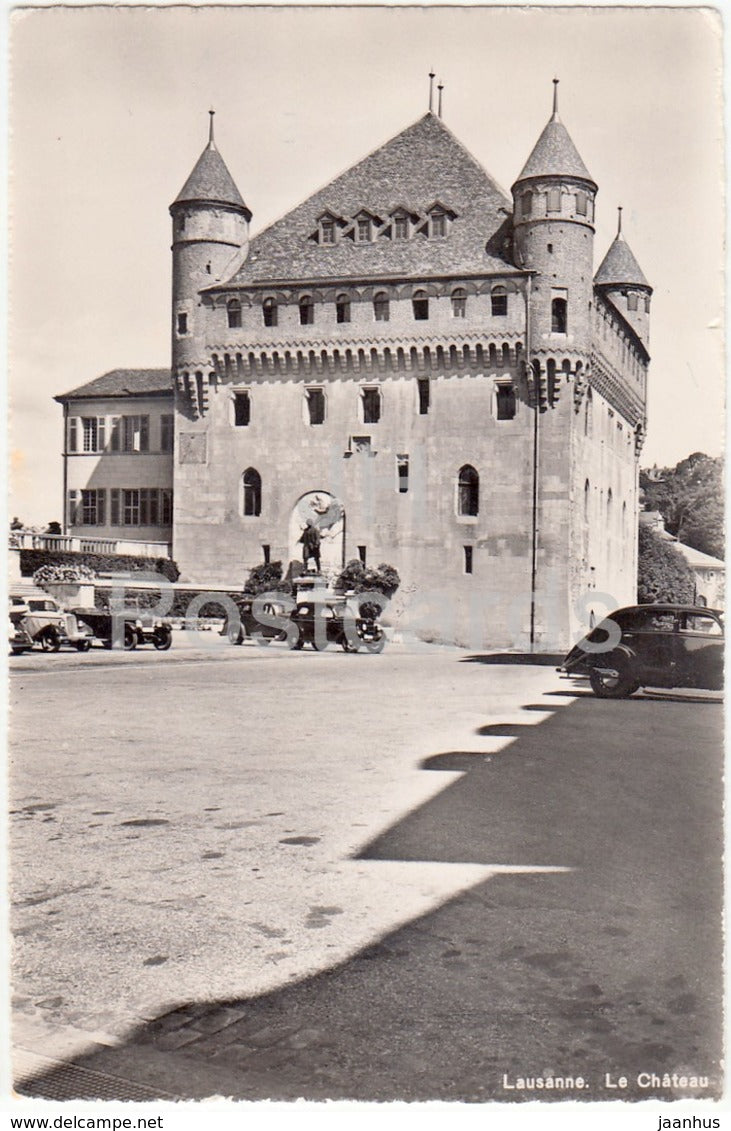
[461,652,566,667]
[16,694,723,1103]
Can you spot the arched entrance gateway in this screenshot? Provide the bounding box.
[288,491,345,579]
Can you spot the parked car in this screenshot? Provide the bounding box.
[290,596,384,652]
[8,607,33,655]
[225,596,290,646]
[9,593,94,653]
[559,604,724,698]
[71,607,173,650]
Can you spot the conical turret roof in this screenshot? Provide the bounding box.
[595,232,651,289]
[513,82,595,189]
[173,121,249,214]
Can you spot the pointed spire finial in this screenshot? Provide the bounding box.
[428,70,435,112]
[551,78,559,120]
[438,81,444,119]
[208,108,215,146]
[617,206,623,237]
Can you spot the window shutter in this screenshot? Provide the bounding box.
[68,417,78,453]
[110,488,120,525]
[140,416,150,451]
[96,417,106,451]
[149,489,159,526]
[68,490,79,526]
[110,417,121,451]
[97,489,105,526]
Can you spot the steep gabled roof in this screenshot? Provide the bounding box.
[172,138,250,215]
[595,233,651,289]
[55,369,173,403]
[215,113,517,287]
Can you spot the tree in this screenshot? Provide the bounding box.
[333,560,400,615]
[640,453,723,559]
[637,523,696,604]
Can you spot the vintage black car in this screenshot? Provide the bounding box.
[290,597,384,652]
[71,608,173,650]
[9,593,94,653]
[225,596,290,646]
[560,604,724,698]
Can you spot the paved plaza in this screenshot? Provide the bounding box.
[8,634,724,1101]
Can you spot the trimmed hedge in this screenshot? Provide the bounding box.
[20,548,180,583]
[93,588,241,617]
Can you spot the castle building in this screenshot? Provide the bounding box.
[58,82,651,649]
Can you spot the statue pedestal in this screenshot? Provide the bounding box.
[293,573,328,603]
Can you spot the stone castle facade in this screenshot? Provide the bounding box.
[60,83,652,650]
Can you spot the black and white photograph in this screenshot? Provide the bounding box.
[3,3,726,1126]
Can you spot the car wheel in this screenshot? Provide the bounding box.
[589,654,639,699]
[153,628,172,651]
[123,625,138,651]
[76,640,92,652]
[39,627,61,652]
[341,636,360,653]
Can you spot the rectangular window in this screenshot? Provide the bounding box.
[412,295,429,320]
[81,489,105,525]
[161,489,173,526]
[627,292,638,311]
[575,191,587,216]
[306,387,325,426]
[430,212,446,237]
[496,385,517,421]
[68,417,78,453]
[160,414,174,451]
[491,290,508,317]
[336,297,351,323]
[464,545,473,574]
[418,378,430,416]
[110,488,120,525]
[321,220,335,245]
[358,545,367,565]
[374,295,389,322]
[234,391,251,427]
[547,188,561,212]
[177,312,188,335]
[263,300,278,327]
[67,489,79,526]
[81,417,105,452]
[361,387,381,424]
[394,215,408,240]
[397,455,409,494]
[262,544,271,565]
[357,218,371,242]
[122,415,149,452]
[123,489,140,526]
[299,299,314,326]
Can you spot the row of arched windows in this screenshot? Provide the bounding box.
[225,287,510,330]
[239,465,481,519]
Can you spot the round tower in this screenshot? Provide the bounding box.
[169,112,251,371]
[511,81,597,361]
[594,207,652,349]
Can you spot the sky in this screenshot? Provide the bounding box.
[8,3,725,527]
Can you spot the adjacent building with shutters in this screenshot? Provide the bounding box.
[56,82,652,648]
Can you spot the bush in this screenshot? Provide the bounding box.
[20,548,180,582]
[243,560,293,596]
[93,588,241,617]
[334,559,401,599]
[637,524,696,604]
[33,563,96,585]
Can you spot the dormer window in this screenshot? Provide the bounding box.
[263,298,278,328]
[394,214,409,240]
[321,217,336,245]
[227,299,242,329]
[429,210,446,238]
[357,217,372,243]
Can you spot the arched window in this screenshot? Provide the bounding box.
[458,464,479,517]
[299,296,314,326]
[491,286,507,317]
[547,187,561,213]
[242,468,261,517]
[263,298,278,328]
[336,294,351,324]
[451,288,467,318]
[521,191,532,218]
[412,289,429,320]
[374,292,390,322]
[552,297,567,333]
[227,299,242,329]
[584,388,593,436]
